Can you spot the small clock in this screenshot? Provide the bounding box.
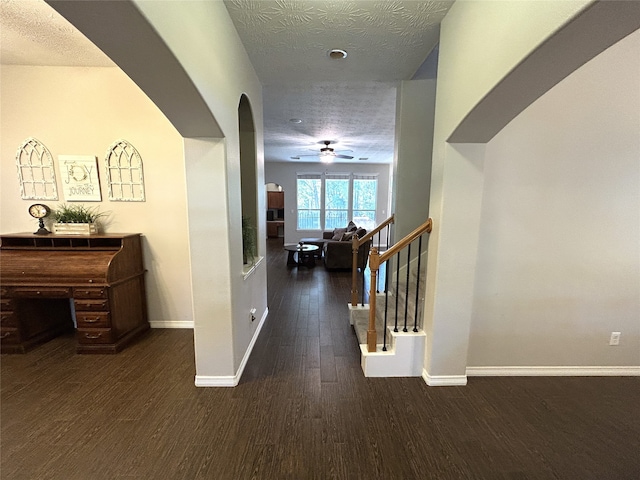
[28,203,51,235]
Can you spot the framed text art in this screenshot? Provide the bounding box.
[59,155,102,201]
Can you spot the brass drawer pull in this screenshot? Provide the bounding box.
[84,333,102,339]
[83,317,101,323]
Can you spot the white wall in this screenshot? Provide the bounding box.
[0,65,192,327]
[423,0,637,382]
[133,1,267,380]
[264,161,391,243]
[2,0,268,384]
[393,79,437,240]
[468,28,640,367]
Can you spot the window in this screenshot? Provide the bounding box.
[325,174,349,230]
[297,174,322,229]
[352,175,377,231]
[296,173,377,231]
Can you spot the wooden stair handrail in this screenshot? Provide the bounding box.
[354,214,395,248]
[366,217,433,352]
[378,218,432,265]
[351,214,395,307]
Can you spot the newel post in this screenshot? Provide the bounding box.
[367,248,380,352]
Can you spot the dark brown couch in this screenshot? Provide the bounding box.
[322,226,371,270]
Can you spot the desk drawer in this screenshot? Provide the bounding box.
[74,299,109,312]
[76,312,110,328]
[73,287,107,299]
[12,287,71,298]
[77,328,113,344]
[0,328,21,345]
[1,312,18,329]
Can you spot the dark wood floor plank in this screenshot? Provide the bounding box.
[1,237,639,479]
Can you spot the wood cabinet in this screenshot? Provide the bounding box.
[0,233,149,354]
[266,221,284,238]
[267,191,284,237]
[267,191,284,209]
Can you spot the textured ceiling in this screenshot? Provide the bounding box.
[224,0,451,84]
[0,0,113,67]
[224,0,453,164]
[0,0,453,164]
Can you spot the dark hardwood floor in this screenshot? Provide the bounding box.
[2,237,639,479]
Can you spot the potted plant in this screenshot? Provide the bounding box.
[242,216,256,265]
[53,204,106,235]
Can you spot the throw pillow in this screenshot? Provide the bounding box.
[347,221,357,232]
[341,231,355,241]
[332,227,346,240]
[355,228,366,239]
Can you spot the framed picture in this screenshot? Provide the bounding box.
[105,140,146,202]
[15,137,59,200]
[59,155,102,201]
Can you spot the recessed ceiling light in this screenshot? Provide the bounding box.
[328,49,347,59]
[289,118,302,124]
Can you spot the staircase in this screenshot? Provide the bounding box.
[348,217,432,377]
[349,286,426,377]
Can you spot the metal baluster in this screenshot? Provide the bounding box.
[361,266,366,306]
[414,235,423,332]
[376,231,381,293]
[387,225,391,254]
[404,243,411,332]
[383,259,389,351]
[394,251,400,332]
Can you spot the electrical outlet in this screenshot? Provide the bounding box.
[250,308,257,322]
[609,332,621,346]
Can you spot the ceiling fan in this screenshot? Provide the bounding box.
[291,141,354,161]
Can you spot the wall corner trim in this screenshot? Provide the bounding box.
[194,307,269,387]
[422,369,468,386]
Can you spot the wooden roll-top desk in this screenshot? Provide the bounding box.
[0,233,149,354]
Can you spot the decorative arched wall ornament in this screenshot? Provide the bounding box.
[104,140,146,201]
[15,137,59,200]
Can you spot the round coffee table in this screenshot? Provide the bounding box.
[284,244,319,268]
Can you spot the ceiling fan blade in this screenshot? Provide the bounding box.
[291,141,354,160]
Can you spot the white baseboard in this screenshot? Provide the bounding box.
[194,375,237,387]
[422,369,468,386]
[194,307,269,387]
[149,320,194,329]
[466,366,640,377]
